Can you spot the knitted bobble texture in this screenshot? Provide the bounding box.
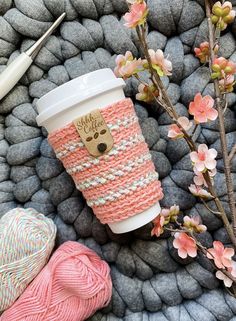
[0,208,56,312]
[1,241,112,321]
[48,98,163,224]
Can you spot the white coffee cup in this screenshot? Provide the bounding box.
[36,68,160,234]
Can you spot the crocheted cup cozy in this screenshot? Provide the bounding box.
[48,98,163,224]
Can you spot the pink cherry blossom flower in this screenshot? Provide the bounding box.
[193,168,217,187]
[190,144,217,172]
[189,184,213,199]
[207,241,235,269]
[189,93,218,124]
[216,261,236,287]
[219,75,235,93]
[168,116,192,139]
[123,1,148,28]
[173,232,197,259]
[193,172,205,186]
[161,204,180,223]
[151,215,165,237]
[148,49,172,76]
[136,83,159,102]
[168,124,183,139]
[215,271,233,287]
[183,215,207,233]
[227,260,236,278]
[114,51,143,79]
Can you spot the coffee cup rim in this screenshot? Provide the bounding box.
[36,68,125,126]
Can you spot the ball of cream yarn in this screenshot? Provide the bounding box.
[0,207,57,312]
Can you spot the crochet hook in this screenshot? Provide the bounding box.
[0,12,66,101]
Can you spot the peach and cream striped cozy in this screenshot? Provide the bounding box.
[48,98,163,224]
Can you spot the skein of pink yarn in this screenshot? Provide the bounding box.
[0,241,112,321]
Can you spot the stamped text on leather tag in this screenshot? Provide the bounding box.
[73,109,114,157]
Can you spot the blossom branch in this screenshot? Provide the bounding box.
[205,0,236,236]
[119,0,236,288]
[135,19,236,248]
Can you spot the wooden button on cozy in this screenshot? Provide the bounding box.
[73,109,114,157]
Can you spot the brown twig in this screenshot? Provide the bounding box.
[201,198,222,216]
[229,144,236,164]
[205,0,236,236]
[136,25,179,119]
[202,170,236,247]
[190,124,199,140]
[164,227,184,233]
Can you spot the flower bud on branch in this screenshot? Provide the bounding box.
[211,1,235,30]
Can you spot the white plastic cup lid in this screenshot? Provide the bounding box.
[36,68,125,126]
